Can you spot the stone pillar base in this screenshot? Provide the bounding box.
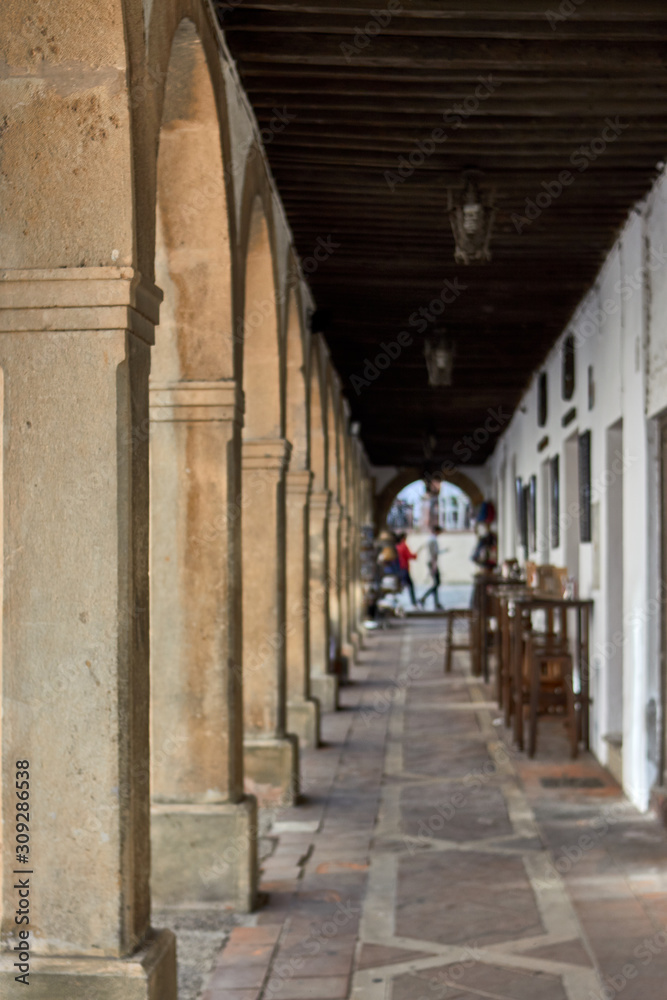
[311,673,339,713]
[244,735,299,806]
[288,697,321,748]
[151,798,257,911]
[342,640,358,665]
[0,929,176,1000]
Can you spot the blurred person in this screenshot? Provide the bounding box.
[419,524,445,610]
[396,532,418,607]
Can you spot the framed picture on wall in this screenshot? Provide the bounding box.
[550,455,560,549]
[515,477,529,551]
[579,430,592,543]
[528,475,537,553]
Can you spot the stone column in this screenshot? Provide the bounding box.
[149,380,257,910]
[341,512,359,662]
[340,511,355,662]
[0,267,176,998]
[309,489,338,712]
[242,439,299,804]
[328,497,343,672]
[350,514,364,650]
[285,469,320,747]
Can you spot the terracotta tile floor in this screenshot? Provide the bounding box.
[200,619,667,1000]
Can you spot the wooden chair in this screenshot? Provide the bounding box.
[523,632,578,758]
[444,608,476,674]
[534,565,568,599]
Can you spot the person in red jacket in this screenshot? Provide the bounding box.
[396,532,418,607]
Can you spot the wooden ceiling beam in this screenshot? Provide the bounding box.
[216,1,667,21]
[222,11,667,41]
[228,34,667,73]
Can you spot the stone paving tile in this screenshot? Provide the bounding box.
[269,976,349,999]
[198,622,667,1000]
[525,938,594,967]
[357,943,438,970]
[392,961,569,1000]
[396,851,545,947]
[201,990,259,1000]
[399,779,514,842]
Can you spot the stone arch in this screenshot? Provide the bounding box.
[148,17,253,909]
[375,467,484,531]
[152,17,233,382]
[309,339,329,492]
[327,370,342,503]
[285,281,310,471]
[239,189,284,439]
[135,0,239,281]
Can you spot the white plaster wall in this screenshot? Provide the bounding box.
[487,171,667,810]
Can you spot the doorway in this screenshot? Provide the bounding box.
[605,420,624,782]
[564,433,580,584]
[539,459,551,564]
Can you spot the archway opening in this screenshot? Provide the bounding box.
[386,477,479,609]
[148,17,243,910]
[242,197,282,441]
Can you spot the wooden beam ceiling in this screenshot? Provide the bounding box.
[219,2,667,468]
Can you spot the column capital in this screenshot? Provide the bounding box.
[149,380,243,424]
[242,437,292,473]
[286,469,313,497]
[310,488,332,514]
[0,266,162,345]
[328,497,343,523]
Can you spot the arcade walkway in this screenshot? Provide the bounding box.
[186,621,667,1000]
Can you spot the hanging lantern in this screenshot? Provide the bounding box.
[448,170,496,265]
[424,335,455,386]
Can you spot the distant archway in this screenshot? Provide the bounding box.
[375,467,484,530]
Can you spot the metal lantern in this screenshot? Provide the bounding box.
[424,336,455,386]
[448,170,496,265]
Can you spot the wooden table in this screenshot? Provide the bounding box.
[475,574,526,685]
[489,582,531,718]
[472,571,502,682]
[510,594,593,752]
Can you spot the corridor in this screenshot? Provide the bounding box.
[195,621,667,1000]
[6,4,667,994]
